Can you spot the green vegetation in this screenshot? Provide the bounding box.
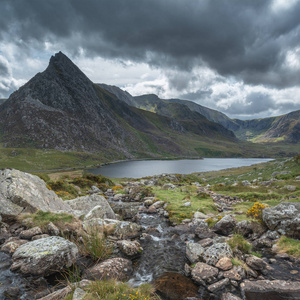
[153,185,217,224]
[19,211,75,231]
[277,236,300,258]
[79,226,113,262]
[84,280,160,300]
[228,234,252,254]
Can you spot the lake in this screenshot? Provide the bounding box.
[88,158,273,178]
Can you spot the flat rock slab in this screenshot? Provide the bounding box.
[241,280,300,300]
[11,236,78,276]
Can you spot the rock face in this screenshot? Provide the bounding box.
[263,202,300,238]
[66,194,116,218]
[241,280,300,300]
[11,236,78,276]
[83,257,132,281]
[0,169,70,219]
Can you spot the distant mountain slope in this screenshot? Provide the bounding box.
[0,52,254,159]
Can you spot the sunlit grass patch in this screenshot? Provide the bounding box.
[277,236,300,258]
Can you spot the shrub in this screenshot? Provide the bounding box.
[246,202,269,222]
[112,185,123,191]
[228,234,252,254]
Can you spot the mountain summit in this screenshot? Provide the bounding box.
[0,52,255,158]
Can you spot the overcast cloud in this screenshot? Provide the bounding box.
[0,0,299,118]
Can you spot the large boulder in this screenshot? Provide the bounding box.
[66,194,116,219]
[191,262,219,284]
[262,202,300,238]
[10,236,78,276]
[83,257,132,281]
[241,280,300,300]
[0,169,70,220]
[213,215,237,236]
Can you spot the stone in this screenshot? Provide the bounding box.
[183,201,191,207]
[19,226,42,240]
[213,215,237,236]
[284,185,296,191]
[186,242,205,264]
[235,220,253,237]
[203,243,233,266]
[32,234,50,240]
[11,236,78,276]
[4,287,20,298]
[216,257,233,271]
[0,169,70,220]
[262,202,300,238]
[84,204,116,221]
[208,278,230,293]
[162,183,176,189]
[221,293,242,300]
[191,262,218,283]
[195,221,215,239]
[1,238,28,254]
[47,222,60,236]
[295,176,300,180]
[199,238,214,248]
[194,211,208,220]
[151,201,165,209]
[223,269,242,281]
[72,287,87,300]
[117,240,143,256]
[83,257,132,281]
[38,286,72,300]
[252,237,273,248]
[245,255,268,271]
[242,180,251,186]
[66,194,116,219]
[241,280,300,300]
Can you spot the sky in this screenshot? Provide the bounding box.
[0,0,299,120]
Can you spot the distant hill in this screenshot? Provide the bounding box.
[0,52,258,159]
[101,89,299,145]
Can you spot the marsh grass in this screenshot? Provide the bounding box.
[277,236,300,258]
[85,279,160,300]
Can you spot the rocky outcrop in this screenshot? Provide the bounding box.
[202,243,233,266]
[213,215,237,236]
[66,194,116,219]
[83,257,133,281]
[263,202,300,238]
[10,236,78,276]
[241,280,300,300]
[0,169,70,220]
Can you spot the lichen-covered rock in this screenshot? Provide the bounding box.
[83,257,132,281]
[208,278,230,293]
[84,204,116,221]
[221,293,242,300]
[47,222,60,236]
[186,242,205,264]
[223,269,242,281]
[262,202,300,238]
[0,169,70,220]
[195,220,215,239]
[19,226,42,240]
[10,236,78,276]
[191,262,218,284]
[203,243,233,266]
[1,238,28,254]
[66,194,115,219]
[117,240,143,256]
[213,215,237,236]
[235,220,253,237]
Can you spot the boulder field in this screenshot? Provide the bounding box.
[0,169,299,300]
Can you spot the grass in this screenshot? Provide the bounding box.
[277,236,300,258]
[152,185,217,224]
[228,234,252,254]
[19,211,75,231]
[84,279,160,300]
[77,225,113,262]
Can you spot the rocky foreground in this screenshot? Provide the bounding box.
[0,167,300,299]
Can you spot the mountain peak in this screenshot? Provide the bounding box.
[49,51,71,65]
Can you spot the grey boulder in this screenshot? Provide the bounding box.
[11,236,78,276]
[263,202,300,238]
[0,169,70,219]
[213,215,237,236]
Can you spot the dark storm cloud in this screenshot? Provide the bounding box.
[0,0,300,88]
[0,61,9,77]
[180,89,213,101]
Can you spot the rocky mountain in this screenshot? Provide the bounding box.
[0,52,248,159]
[99,87,299,145]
